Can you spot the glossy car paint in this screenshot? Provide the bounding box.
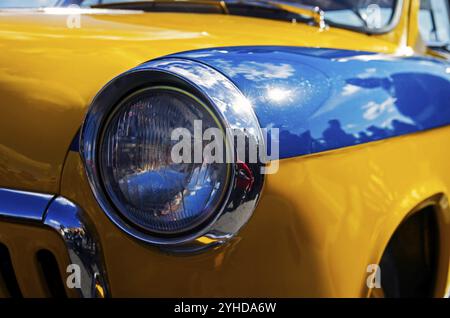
[1,0,450,297]
[72,47,450,159]
[0,5,409,193]
[169,46,450,158]
[59,126,450,297]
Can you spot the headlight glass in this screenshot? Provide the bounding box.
[99,86,229,235]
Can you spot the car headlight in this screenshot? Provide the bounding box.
[100,86,229,235]
[81,59,264,252]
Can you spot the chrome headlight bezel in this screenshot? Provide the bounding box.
[80,58,265,253]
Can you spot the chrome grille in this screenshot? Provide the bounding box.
[0,188,109,298]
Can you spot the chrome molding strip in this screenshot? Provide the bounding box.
[0,188,109,298]
[43,196,110,298]
[0,188,53,222]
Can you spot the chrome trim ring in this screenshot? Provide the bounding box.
[80,58,265,253]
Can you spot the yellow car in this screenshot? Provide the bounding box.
[0,0,450,298]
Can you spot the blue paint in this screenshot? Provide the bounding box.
[168,46,450,158]
[72,46,450,159]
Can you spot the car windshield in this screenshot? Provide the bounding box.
[0,0,400,33]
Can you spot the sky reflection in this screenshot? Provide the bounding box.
[172,46,450,158]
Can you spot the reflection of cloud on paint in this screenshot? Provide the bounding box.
[312,86,364,118]
[266,86,295,104]
[212,59,295,81]
[336,54,398,63]
[363,97,396,120]
[342,84,362,96]
[381,118,394,128]
[358,68,377,79]
[381,115,415,128]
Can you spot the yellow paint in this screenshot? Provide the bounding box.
[0,7,408,193]
[196,236,218,245]
[2,2,448,297]
[407,0,427,54]
[59,126,450,297]
[95,284,105,298]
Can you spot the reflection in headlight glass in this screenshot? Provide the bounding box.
[100,87,229,235]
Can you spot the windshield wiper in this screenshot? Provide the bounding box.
[429,43,450,53]
[226,0,327,29]
[90,0,327,30]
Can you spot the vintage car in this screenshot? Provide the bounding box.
[0,0,450,298]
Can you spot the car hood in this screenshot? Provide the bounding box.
[0,9,398,193]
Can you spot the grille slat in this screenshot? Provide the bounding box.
[0,221,73,298]
[0,190,109,298]
[0,243,22,298]
[36,249,67,298]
